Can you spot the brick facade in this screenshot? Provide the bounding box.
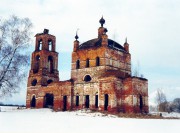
[26,17,149,113]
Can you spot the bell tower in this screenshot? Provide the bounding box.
[27,29,59,87]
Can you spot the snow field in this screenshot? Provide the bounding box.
[0,106,180,133]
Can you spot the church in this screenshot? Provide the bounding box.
[26,17,149,113]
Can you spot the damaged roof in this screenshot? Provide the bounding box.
[78,38,126,52]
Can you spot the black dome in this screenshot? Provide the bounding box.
[78,38,126,52]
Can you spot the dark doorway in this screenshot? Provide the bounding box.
[76,95,79,106]
[139,95,143,111]
[85,95,89,108]
[44,93,54,108]
[104,94,108,111]
[63,96,67,111]
[95,95,98,108]
[31,95,36,108]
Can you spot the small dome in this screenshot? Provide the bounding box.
[75,34,79,40]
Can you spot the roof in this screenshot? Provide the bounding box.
[35,29,55,37]
[78,38,126,52]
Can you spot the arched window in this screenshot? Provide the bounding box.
[36,55,40,61]
[48,39,53,51]
[95,93,98,108]
[38,39,42,51]
[139,94,143,111]
[76,94,79,106]
[33,55,40,73]
[48,56,53,73]
[47,79,53,84]
[31,79,37,86]
[104,94,108,111]
[84,75,91,82]
[76,60,80,69]
[86,58,90,68]
[96,57,100,66]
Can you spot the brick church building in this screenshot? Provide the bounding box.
[26,17,149,113]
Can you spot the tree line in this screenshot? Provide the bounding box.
[155,89,180,113]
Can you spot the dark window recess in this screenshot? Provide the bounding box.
[31,79,37,86]
[95,95,98,108]
[85,95,89,108]
[76,95,79,106]
[96,57,100,66]
[33,55,40,74]
[76,60,80,69]
[139,95,143,111]
[86,58,89,68]
[47,79,53,84]
[84,75,91,82]
[63,95,67,111]
[48,56,53,73]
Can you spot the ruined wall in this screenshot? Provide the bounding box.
[26,81,72,111]
[104,48,131,75]
[123,77,149,113]
[71,46,106,81]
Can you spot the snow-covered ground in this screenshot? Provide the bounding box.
[0,106,180,133]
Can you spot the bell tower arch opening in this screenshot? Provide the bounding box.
[37,39,42,51]
[33,55,40,74]
[48,39,53,51]
[48,56,54,73]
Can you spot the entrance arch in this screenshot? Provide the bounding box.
[44,93,54,108]
[31,95,36,108]
[63,95,67,111]
[104,94,108,111]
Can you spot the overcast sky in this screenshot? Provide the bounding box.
[1,0,180,106]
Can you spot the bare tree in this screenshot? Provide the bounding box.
[171,98,180,112]
[132,60,143,77]
[155,88,167,112]
[0,15,32,98]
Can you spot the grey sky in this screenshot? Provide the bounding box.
[1,0,180,105]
